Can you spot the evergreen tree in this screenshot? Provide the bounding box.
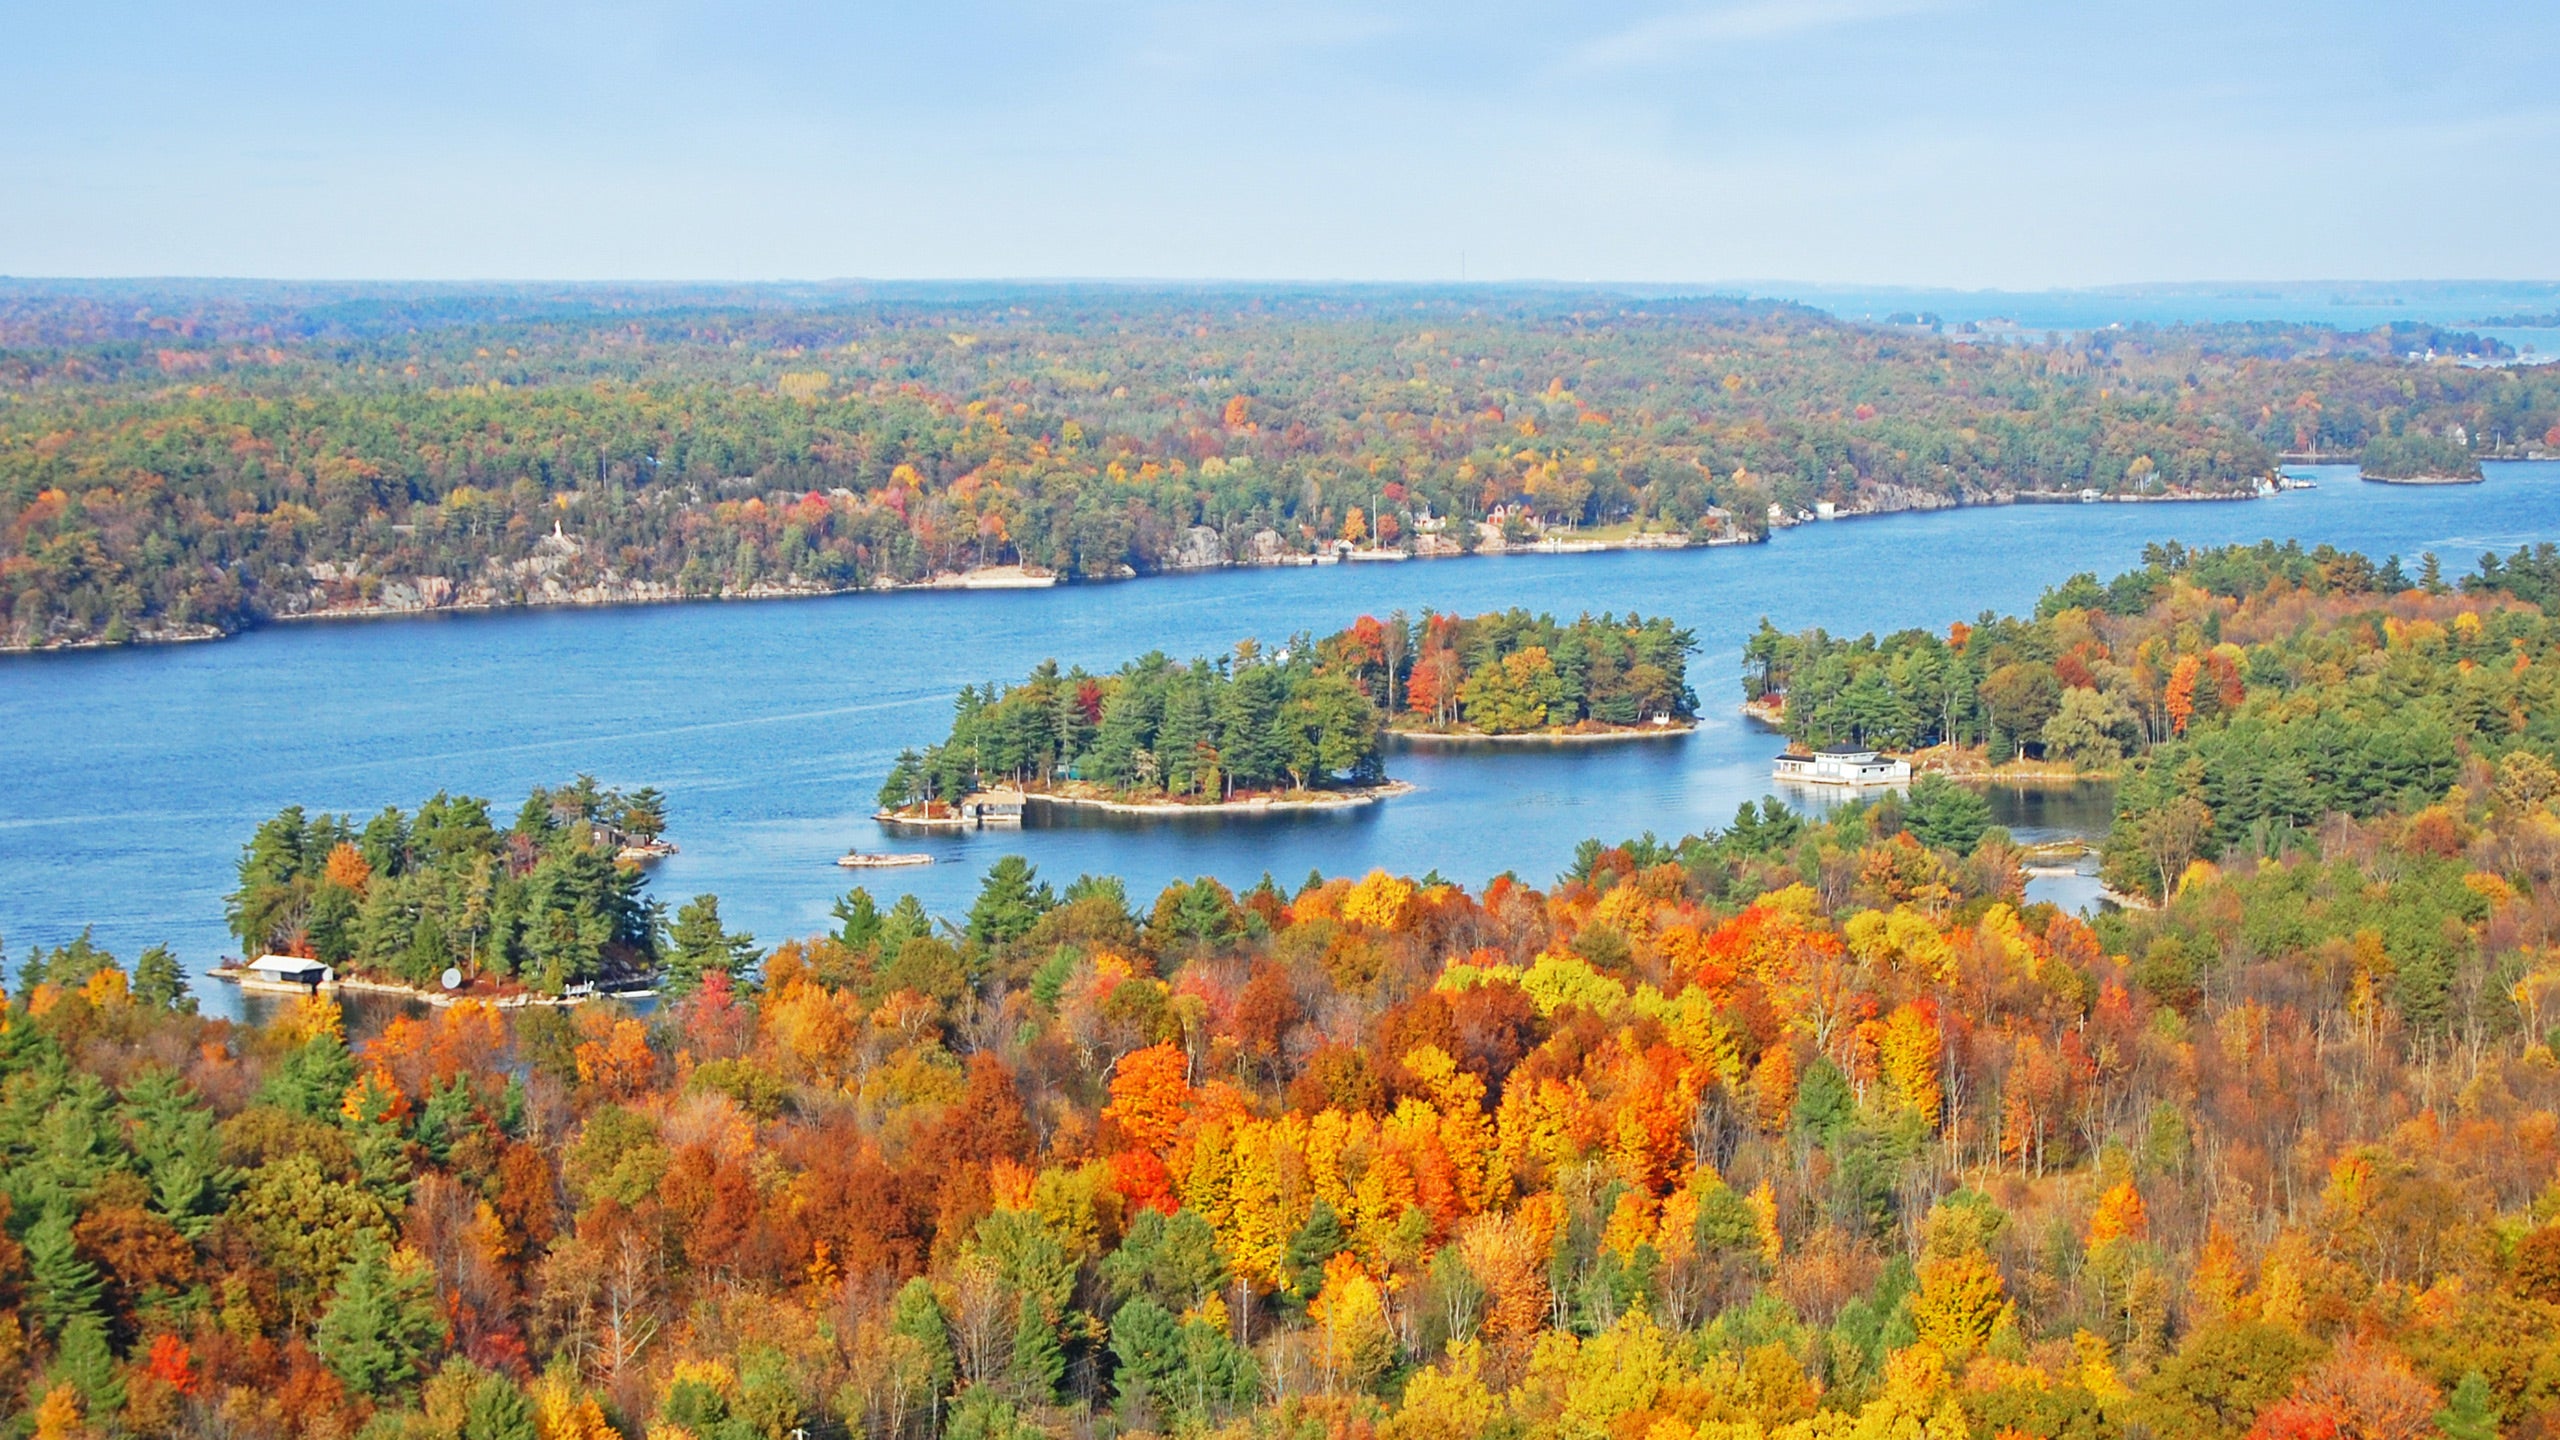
[832,887,884,949]
[876,749,929,813]
[946,1384,1038,1440]
[131,944,194,1011]
[880,894,933,954]
[1282,1201,1347,1306]
[665,894,760,995]
[47,1312,124,1415]
[1904,774,1993,852]
[1012,1293,1065,1401]
[2436,1371,2499,1440]
[464,1370,539,1440]
[616,786,669,843]
[968,857,1055,948]
[23,1209,103,1337]
[890,1276,957,1411]
[121,1067,234,1237]
[1108,1296,1184,1408]
[262,1033,358,1119]
[1157,673,1211,796]
[316,1237,446,1397]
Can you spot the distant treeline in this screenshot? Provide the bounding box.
[23,285,2559,649]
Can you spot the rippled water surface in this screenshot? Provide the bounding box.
[6,462,2556,1015]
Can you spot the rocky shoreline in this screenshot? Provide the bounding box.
[1389,722,1696,745]
[210,964,654,1008]
[1021,780,1414,817]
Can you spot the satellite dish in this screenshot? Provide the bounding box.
[440,967,463,991]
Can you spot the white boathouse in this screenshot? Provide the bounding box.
[1772,747,1912,787]
[244,954,336,991]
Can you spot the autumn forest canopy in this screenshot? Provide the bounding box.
[8,281,2560,648]
[9,540,2560,1440]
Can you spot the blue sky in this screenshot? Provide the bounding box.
[2,1,2552,284]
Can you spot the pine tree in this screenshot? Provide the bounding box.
[1012,1293,1065,1401]
[832,887,884,949]
[968,857,1054,948]
[1282,1202,1347,1307]
[2436,1371,2499,1440]
[889,1276,956,1400]
[316,1238,445,1397]
[464,1371,539,1440]
[1109,1297,1184,1407]
[665,894,759,995]
[132,944,194,1012]
[876,749,929,813]
[121,1067,235,1237]
[23,1210,103,1337]
[1157,674,1210,796]
[47,1313,124,1415]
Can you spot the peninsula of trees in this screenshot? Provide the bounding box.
[1748,539,2560,901]
[12,280,2557,650]
[222,777,755,997]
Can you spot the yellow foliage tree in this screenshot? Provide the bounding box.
[1343,870,1416,930]
[1911,1251,2010,1360]
[532,1371,619,1440]
[1381,1342,1502,1440]
[30,1386,82,1440]
[1878,1003,1943,1128]
[1309,1252,1396,1391]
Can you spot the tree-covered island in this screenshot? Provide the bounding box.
[2356,430,2485,483]
[876,610,1700,818]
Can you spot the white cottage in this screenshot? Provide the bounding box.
[1771,747,1912,787]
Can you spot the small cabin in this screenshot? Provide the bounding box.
[1772,747,1912,788]
[246,954,336,990]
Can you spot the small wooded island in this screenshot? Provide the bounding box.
[876,609,1698,819]
[2357,431,2484,483]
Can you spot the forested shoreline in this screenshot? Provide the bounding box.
[10,281,2556,651]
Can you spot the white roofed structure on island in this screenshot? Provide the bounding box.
[245,953,335,987]
[1772,747,1912,787]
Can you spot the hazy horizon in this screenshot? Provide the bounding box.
[7,2,2553,286]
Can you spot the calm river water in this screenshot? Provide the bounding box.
[5,462,2557,1017]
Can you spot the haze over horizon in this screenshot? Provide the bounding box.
[5,0,2553,287]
